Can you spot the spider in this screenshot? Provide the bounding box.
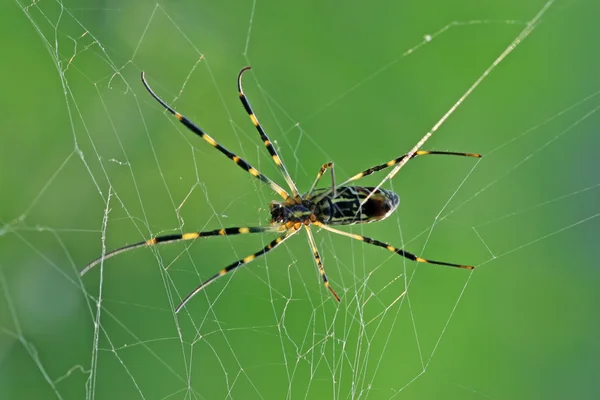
[81,67,481,313]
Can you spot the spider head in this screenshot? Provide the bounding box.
[269,201,288,224]
[270,200,311,225]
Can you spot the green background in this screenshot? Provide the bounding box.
[1,0,599,399]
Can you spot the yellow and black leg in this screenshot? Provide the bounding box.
[237,67,300,197]
[80,226,278,276]
[306,162,336,199]
[341,150,481,186]
[313,221,474,270]
[303,225,341,302]
[176,229,298,312]
[141,72,290,200]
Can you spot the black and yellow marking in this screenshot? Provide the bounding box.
[175,230,298,313]
[313,221,474,270]
[309,150,480,206]
[237,67,300,197]
[308,186,399,226]
[80,226,275,277]
[306,162,336,199]
[344,150,481,185]
[303,225,341,301]
[140,72,290,200]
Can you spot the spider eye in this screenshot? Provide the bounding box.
[269,201,286,223]
[270,201,282,212]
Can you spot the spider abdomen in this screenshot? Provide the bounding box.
[309,186,399,226]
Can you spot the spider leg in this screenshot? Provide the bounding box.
[313,221,474,270]
[176,229,298,312]
[342,150,481,186]
[80,226,280,276]
[141,72,290,200]
[306,162,336,199]
[312,150,481,204]
[303,225,340,302]
[237,67,300,197]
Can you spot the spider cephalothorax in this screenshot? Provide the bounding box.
[269,199,315,228]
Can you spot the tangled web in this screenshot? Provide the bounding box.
[2,0,600,399]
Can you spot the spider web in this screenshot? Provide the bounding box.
[2,0,599,399]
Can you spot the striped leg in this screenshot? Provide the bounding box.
[80,226,278,276]
[306,162,336,199]
[313,221,474,270]
[303,225,340,302]
[311,150,481,204]
[340,150,481,186]
[237,67,300,197]
[141,72,290,200]
[176,229,298,312]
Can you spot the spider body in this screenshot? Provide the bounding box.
[307,186,399,226]
[81,67,481,313]
[270,186,399,231]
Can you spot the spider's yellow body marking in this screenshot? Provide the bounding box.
[182,233,200,240]
[219,229,226,235]
[249,168,260,177]
[349,172,363,181]
[204,135,218,147]
[147,238,157,245]
[243,254,256,263]
[250,114,259,126]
